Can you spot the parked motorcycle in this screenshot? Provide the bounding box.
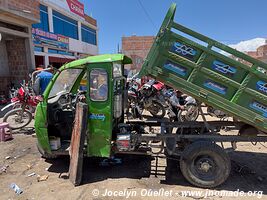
[178,100,199,122]
[9,85,17,99]
[127,79,166,118]
[1,84,42,129]
[165,89,199,122]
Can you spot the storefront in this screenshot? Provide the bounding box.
[32,0,99,68]
[32,27,74,68]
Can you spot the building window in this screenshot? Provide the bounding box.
[53,10,78,39]
[58,50,74,56]
[48,48,58,54]
[34,46,43,52]
[48,48,74,56]
[90,69,108,101]
[82,24,97,45]
[32,4,49,32]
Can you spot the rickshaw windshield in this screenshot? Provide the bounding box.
[48,68,83,98]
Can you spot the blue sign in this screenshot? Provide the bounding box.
[250,101,267,118]
[170,42,197,60]
[212,60,237,76]
[256,81,267,94]
[204,80,227,95]
[89,113,106,121]
[32,28,69,50]
[163,60,187,77]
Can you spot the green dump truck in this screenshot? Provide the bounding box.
[139,3,267,134]
[34,3,267,188]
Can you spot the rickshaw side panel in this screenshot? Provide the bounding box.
[86,63,113,157]
[34,102,51,153]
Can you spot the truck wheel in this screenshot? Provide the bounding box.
[180,141,230,188]
[37,143,58,159]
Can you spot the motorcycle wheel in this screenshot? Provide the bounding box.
[178,103,199,122]
[148,100,166,118]
[13,103,34,113]
[3,108,32,129]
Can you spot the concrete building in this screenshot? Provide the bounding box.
[33,0,98,68]
[122,35,154,76]
[0,0,40,94]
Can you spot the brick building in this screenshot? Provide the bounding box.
[0,0,40,95]
[122,35,155,76]
[246,41,267,63]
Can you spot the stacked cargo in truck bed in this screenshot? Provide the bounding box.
[139,3,267,133]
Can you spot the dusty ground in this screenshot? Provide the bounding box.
[0,112,267,200]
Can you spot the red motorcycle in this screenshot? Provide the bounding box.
[127,79,166,118]
[1,85,42,129]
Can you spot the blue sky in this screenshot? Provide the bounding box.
[81,0,267,54]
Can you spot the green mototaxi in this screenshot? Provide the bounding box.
[34,54,132,158]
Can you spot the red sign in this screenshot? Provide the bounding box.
[66,0,84,18]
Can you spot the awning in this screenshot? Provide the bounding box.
[49,56,74,64]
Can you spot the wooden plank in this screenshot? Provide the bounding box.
[68,102,88,186]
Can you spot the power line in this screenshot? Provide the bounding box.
[137,0,157,30]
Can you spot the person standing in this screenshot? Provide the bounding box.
[33,66,53,95]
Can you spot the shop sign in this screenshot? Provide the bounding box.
[66,0,84,18]
[32,28,69,50]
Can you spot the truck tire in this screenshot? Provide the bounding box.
[180,141,231,188]
[37,143,58,159]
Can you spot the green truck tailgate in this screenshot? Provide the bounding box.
[139,3,267,133]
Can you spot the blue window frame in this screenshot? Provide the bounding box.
[48,48,74,56]
[58,50,74,56]
[32,4,49,32]
[34,46,43,52]
[48,48,58,54]
[53,10,78,39]
[81,24,97,45]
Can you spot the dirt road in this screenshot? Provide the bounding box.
[0,119,267,199]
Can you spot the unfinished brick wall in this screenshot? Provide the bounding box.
[0,77,10,95]
[256,45,267,57]
[0,0,40,21]
[6,38,29,86]
[245,44,267,63]
[122,36,155,72]
[0,0,39,95]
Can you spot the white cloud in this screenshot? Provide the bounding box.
[228,38,266,52]
[219,38,266,56]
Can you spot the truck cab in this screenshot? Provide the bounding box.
[35,54,132,158]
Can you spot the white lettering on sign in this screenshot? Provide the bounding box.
[71,3,84,16]
[66,0,84,18]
